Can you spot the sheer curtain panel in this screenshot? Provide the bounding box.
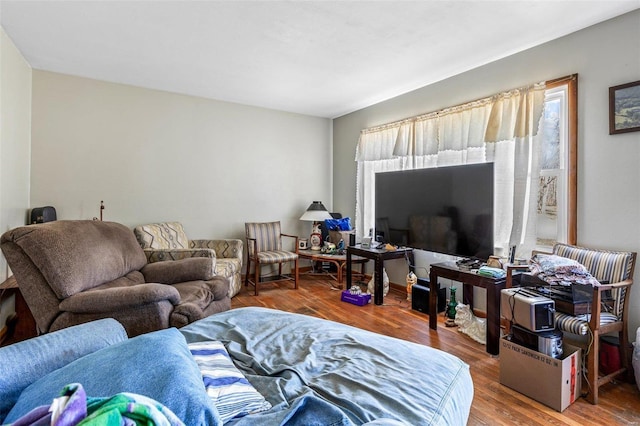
[354,82,546,258]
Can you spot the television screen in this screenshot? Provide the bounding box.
[375,163,494,260]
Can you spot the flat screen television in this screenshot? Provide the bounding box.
[375,163,494,260]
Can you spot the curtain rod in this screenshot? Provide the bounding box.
[361,75,575,135]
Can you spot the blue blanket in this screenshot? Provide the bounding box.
[180,307,473,425]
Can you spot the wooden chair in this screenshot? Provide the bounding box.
[506,243,636,404]
[245,222,299,296]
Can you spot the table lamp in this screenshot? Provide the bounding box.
[300,201,332,250]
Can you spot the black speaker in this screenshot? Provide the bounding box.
[412,279,446,314]
[30,206,57,224]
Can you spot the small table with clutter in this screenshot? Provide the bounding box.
[429,261,506,355]
[346,244,415,305]
[298,249,368,285]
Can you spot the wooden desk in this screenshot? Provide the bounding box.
[298,249,368,285]
[346,245,414,305]
[429,262,505,355]
[0,276,38,346]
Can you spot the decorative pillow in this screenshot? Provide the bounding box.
[325,217,352,231]
[189,341,271,423]
[5,328,221,426]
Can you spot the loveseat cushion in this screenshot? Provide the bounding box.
[2,221,147,298]
[4,328,221,426]
[0,319,127,424]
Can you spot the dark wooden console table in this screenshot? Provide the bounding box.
[346,245,414,305]
[429,262,506,355]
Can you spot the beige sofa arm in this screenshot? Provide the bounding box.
[190,239,243,265]
[143,248,216,263]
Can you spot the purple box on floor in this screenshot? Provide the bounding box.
[341,290,371,306]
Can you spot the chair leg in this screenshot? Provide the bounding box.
[254,262,260,296]
[619,329,632,382]
[293,258,299,289]
[245,257,251,287]
[585,331,599,404]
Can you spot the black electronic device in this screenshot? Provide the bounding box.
[30,206,57,224]
[515,273,599,315]
[375,163,494,261]
[412,278,446,314]
[511,324,563,359]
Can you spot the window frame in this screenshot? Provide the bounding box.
[544,74,577,246]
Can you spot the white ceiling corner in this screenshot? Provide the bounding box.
[1,0,638,118]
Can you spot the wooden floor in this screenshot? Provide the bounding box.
[232,275,640,425]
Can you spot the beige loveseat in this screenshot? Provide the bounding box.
[133,222,243,297]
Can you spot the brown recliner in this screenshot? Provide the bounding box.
[0,220,230,337]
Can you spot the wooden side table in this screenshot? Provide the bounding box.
[346,245,415,305]
[429,262,506,355]
[0,276,38,346]
[298,249,368,285]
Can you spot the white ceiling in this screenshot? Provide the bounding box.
[1,1,638,118]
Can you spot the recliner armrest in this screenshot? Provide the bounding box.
[143,248,216,263]
[59,283,181,313]
[141,257,216,284]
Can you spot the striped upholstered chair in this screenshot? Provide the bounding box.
[245,222,298,296]
[536,243,636,404]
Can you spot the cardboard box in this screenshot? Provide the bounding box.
[500,337,581,412]
[341,290,371,306]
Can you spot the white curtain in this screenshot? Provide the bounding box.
[354,83,546,258]
[355,122,411,241]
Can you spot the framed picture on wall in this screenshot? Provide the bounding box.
[609,80,640,134]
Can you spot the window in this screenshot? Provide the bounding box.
[355,75,577,256]
[536,76,577,249]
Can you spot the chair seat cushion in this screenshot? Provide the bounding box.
[256,250,298,264]
[555,312,619,335]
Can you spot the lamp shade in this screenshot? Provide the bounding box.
[300,201,332,221]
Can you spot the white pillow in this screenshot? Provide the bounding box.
[188,341,271,423]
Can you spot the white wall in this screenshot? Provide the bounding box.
[31,71,332,243]
[333,10,640,336]
[0,28,32,327]
[0,28,31,281]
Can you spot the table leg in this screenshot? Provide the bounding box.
[463,283,474,307]
[346,250,353,289]
[486,283,503,356]
[429,269,438,330]
[374,257,383,305]
[334,260,343,285]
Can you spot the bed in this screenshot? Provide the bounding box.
[180,307,474,425]
[1,307,473,426]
